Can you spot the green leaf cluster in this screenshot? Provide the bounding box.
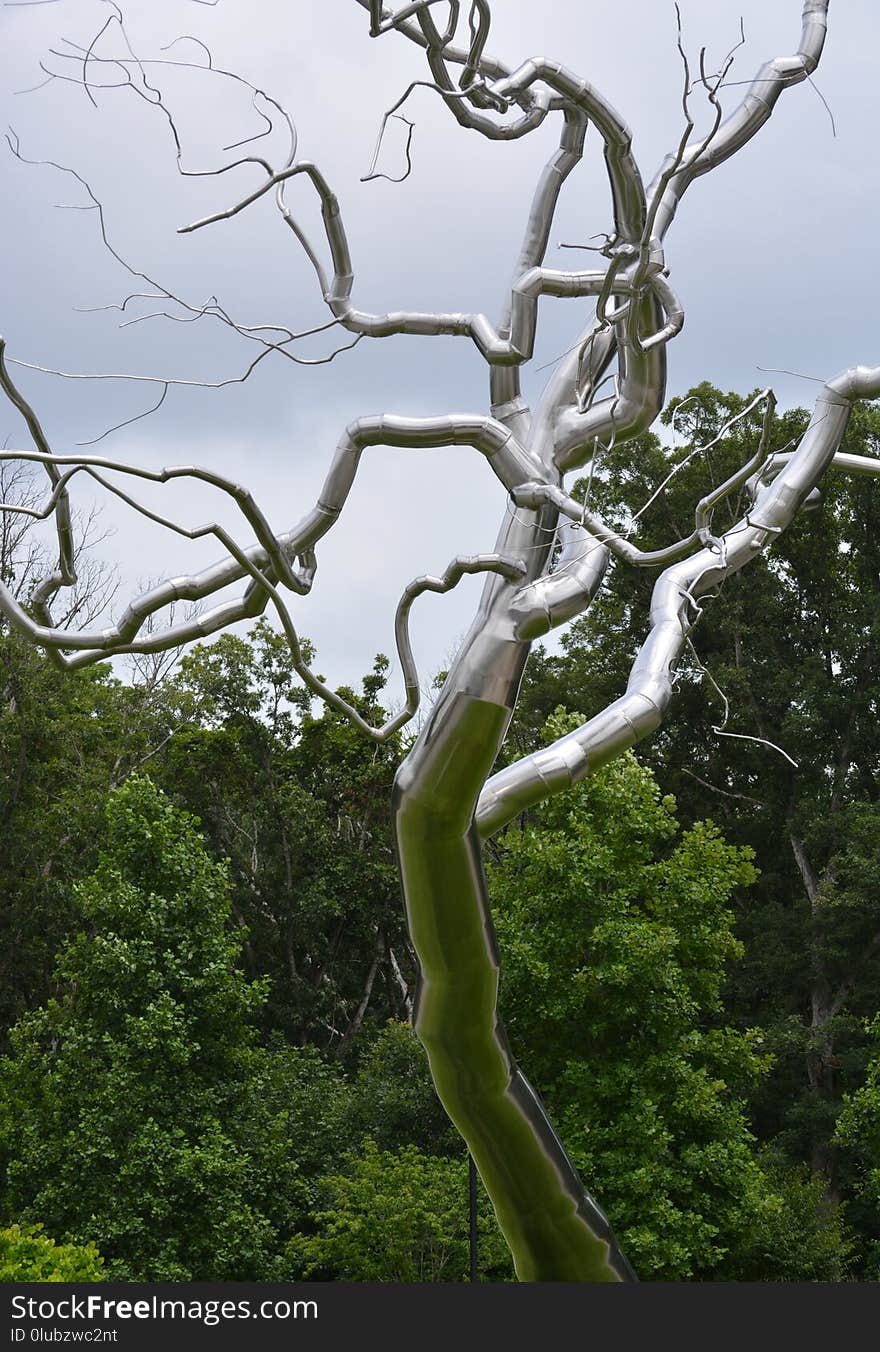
[489,721,848,1279]
[0,777,309,1279]
[0,1223,104,1282]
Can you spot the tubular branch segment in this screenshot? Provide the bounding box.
[412,2,551,140]
[549,290,670,473]
[179,148,674,375]
[487,60,646,246]
[490,105,589,413]
[360,0,521,90]
[647,0,829,239]
[521,387,778,568]
[508,522,610,642]
[477,364,880,840]
[511,480,701,568]
[394,551,527,710]
[0,346,542,739]
[0,341,76,624]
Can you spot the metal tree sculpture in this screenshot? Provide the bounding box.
[1,0,877,1281]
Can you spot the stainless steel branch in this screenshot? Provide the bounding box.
[647,0,829,239]
[476,365,880,840]
[0,370,544,672]
[0,341,76,621]
[508,522,610,642]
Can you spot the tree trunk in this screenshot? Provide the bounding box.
[393,374,634,1281]
[791,833,840,1203]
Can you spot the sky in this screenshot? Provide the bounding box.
[0,0,877,712]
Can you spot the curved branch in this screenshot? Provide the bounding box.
[477,362,880,838]
[183,159,623,369]
[0,360,546,706]
[647,0,829,240]
[490,106,588,414]
[393,551,526,723]
[508,521,610,641]
[511,479,701,569]
[359,0,517,88]
[550,288,668,472]
[0,340,76,617]
[4,134,357,385]
[413,2,551,141]
[487,60,646,246]
[0,450,524,742]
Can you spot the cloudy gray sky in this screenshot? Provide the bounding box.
[1,0,877,708]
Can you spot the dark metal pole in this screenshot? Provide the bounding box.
[469,1153,478,1282]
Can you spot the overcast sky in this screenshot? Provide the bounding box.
[1,0,877,708]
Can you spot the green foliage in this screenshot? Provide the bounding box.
[0,632,187,1039]
[287,1140,512,1282]
[505,387,880,1269]
[0,1223,104,1282]
[489,720,848,1279]
[743,1154,853,1282]
[834,1016,880,1274]
[159,622,410,1047]
[342,1021,460,1156]
[0,776,309,1281]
